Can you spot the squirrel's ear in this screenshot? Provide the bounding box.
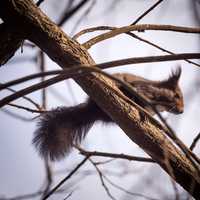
[161,66,182,88]
[170,66,182,83]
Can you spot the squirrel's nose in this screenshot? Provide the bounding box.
[171,106,184,114]
[178,109,183,114]
[174,108,184,114]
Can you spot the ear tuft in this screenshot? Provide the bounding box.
[160,66,182,89]
[171,66,182,81]
[167,66,182,86]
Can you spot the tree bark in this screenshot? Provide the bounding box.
[0,0,200,198]
[0,23,22,65]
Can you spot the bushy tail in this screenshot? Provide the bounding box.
[33,99,111,161]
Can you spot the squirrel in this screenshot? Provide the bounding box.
[33,67,184,161]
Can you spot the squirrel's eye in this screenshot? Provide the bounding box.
[174,93,179,99]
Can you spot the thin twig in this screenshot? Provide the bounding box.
[93,158,116,166]
[89,158,117,200]
[41,159,52,199]
[38,51,46,109]
[1,108,35,122]
[37,50,54,200]
[2,86,41,110]
[0,188,66,200]
[8,103,45,113]
[131,0,164,25]
[42,156,89,200]
[127,32,200,67]
[76,146,155,163]
[90,158,158,200]
[63,190,74,200]
[190,132,200,151]
[73,25,112,39]
[103,173,159,200]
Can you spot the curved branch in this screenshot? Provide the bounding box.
[83,24,200,49]
[1,53,199,90]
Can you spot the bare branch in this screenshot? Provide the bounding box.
[1,108,35,122]
[190,132,200,151]
[1,85,42,110]
[103,174,159,200]
[43,156,89,200]
[8,103,45,113]
[38,51,46,109]
[41,159,52,199]
[73,25,200,67]
[131,0,164,25]
[89,158,117,200]
[37,50,53,200]
[1,53,200,91]
[83,24,200,49]
[76,146,155,163]
[63,190,74,200]
[0,188,67,200]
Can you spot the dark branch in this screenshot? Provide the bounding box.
[0,23,22,66]
[190,132,200,151]
[43,156,89,200]
[1,53,200,91]
[77,146,155,163]
[36,0,45,6]
[131,0,164,25]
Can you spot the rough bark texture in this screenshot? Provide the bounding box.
[0,23,22,65]
[0,0,200,198]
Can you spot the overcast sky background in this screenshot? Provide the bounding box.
[0,0,200,199]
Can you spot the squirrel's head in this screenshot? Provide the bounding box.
[132,67,184,115]
[154,67,184,114]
